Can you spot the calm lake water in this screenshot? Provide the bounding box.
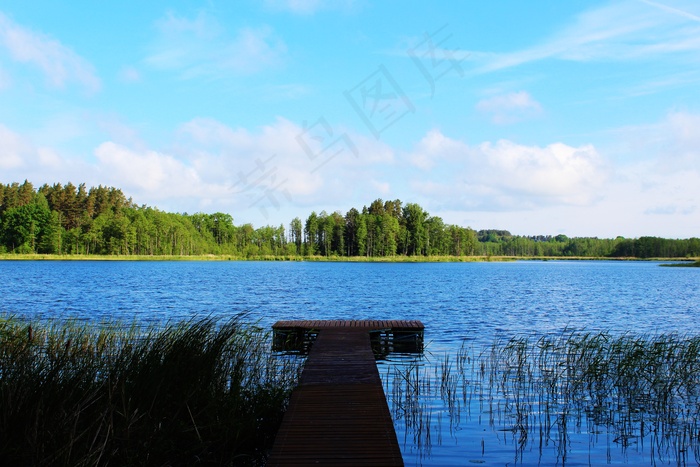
[1,260,699,465]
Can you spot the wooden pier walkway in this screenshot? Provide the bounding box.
[267,320,424,466]
[271,320,425,355]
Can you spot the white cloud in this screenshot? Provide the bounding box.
[95,116,141,146]
[409,128,468,170]
[606,163,698,236]
[0,123,90,184]
[408,130,607,211]
[0,12,100,93]
[614,110,700,171]
[409,111,700,238]
[146,12,287,78]
[94,142,212,199]
[663,111,700,166]
[176,116,323,200]
[439,165,699,237]
[476,91,543,124]
[168,116,399,222]
[583,110,700,236]
[428,155,698,238]
[476,140,605,204]
[2,112,697,237]
[174,116,394,210]
[0,124,28,169]
[0,121,230,212]
[370,179,390,195]
[263,0,357,15]
[0,124,66,172]
[470,0,700,74]
[36,147,62,169]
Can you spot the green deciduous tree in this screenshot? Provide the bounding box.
[402,203,427,256]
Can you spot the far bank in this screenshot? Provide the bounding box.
[1,253,697,263]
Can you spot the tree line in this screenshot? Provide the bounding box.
[1,180,698,258]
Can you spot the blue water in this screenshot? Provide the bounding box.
[2,260,697,344]
[1,260,699,465]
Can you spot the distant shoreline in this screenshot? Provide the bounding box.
[659,260,700,267]
[1,254,697,263]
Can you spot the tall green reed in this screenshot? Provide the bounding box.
[0,315,302,466]
[386,331,700,464]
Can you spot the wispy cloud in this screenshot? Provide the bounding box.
[0,66,10,90]
[469,0,700,74]
[620,70,700,97]
[263,0,358,15]
[638,0,700,22]
[476,91,543,124]
[0,12,100,93]
[145,11,287,79]
[118,65,141,83]
[259,83,310,100]
[614,110,700,171]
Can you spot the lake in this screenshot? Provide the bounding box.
[1,260,699,465]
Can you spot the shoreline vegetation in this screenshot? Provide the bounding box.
[1,253,698,262]
[0,315,303,466]
[2,181,699,260]
[5,313,699,464]
[661,259,700,267]
[389,330,700,464]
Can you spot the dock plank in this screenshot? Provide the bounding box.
[272,319,424,331]
[267,323,408,466]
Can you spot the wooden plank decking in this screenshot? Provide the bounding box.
[268,320,424,466]
[272,319,424,331]
[272,320,425,355]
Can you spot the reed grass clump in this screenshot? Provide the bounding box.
[0,315,302,466]
[386,331,700,464]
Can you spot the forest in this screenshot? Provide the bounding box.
[1,180,699,259]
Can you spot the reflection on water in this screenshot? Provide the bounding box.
[382,331,700,466]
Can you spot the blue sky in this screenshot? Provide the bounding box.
[1,0,699,238]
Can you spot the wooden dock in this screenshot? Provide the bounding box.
[272,319,425,355]
[272,319,425,330]
[267,320,424,466]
